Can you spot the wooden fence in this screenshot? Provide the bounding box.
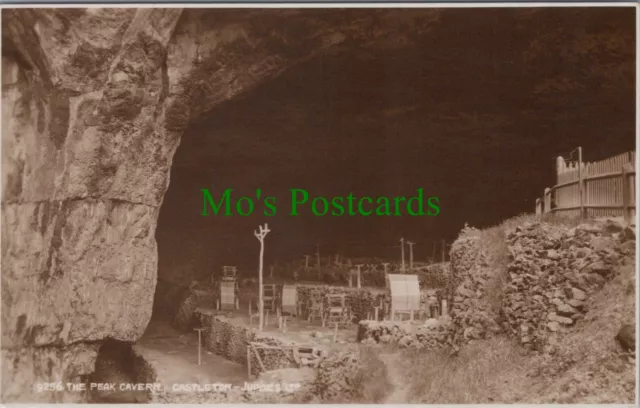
[536,150,636,221]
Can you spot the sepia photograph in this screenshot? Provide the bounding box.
[1,3,637,404]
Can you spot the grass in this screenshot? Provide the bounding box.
[348,346,394,403]
[398,338,529,403]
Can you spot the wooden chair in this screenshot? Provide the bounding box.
[323,294,351,328]
[306,290,324,324]
[281,285,298,316]
[217,279,239,310]
[262,284,278,313]
[216,265,239,311]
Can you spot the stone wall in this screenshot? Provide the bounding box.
[195,311,323,377]
[308,347,361,402]
[357,318,452,349]
[447,218,635,350]
[447,225,503,347]
[501,220,634,348]
[296,285,387,322]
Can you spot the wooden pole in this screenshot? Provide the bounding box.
[622,162,631,223]
[355,264,362,288]
[406,241,415,270]
[441,239,446,263]
[578,146,585,219]
[430,241,437,264]
[247,345,252,379]
[316,244,321,281]
[194,328,205,366]
[400,237,405,272]
[254,224,271,331]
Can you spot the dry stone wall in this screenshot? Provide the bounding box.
[502,220,635,348]
[448,218,636,351]
[309,347,361,402]
[357,318,452,349]
[447,225,503,347]
[195,311,323,377]
[297,286,386,322]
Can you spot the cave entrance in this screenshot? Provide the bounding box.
[139,38,431,389]
[151,33,448,324]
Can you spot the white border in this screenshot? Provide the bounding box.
[0,2,638,8]
[0,3,637,408]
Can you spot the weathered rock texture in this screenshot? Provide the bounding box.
[448,218,636,350]
[2,9,182,402]
[2,8,442,401]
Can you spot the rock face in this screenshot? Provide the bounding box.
[2,9,182,402]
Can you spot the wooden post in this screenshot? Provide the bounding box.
[333,323,338,343]
[247,345,252,379]
[304,255,310,268]
[194,328,205,366]
[254,224,271,331]
[622,163,631,223]
[578,146,585,219]
[406,241,415,270]
[430,241,437,264]
[400,237,406,272]
[316,244,321,281]
[441,239,446,263]
[355,264,362,288]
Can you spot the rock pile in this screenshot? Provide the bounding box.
[357,318,452,349]
[502,219,634,348]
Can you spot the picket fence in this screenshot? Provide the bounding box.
[536,150,636,221]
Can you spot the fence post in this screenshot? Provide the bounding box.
[578,146,586,220]
[622,163,631,223]
[544,188,551,213]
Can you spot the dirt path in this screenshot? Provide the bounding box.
[136,319,247,388]
[380,352,411,404]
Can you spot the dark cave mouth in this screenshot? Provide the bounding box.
[87,338,156,404]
